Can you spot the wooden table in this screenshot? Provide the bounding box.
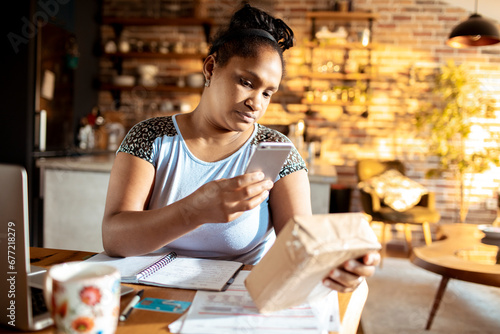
[28,247,368,334]
[410,224,500,330]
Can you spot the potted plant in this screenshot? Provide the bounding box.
[416,60,500,223]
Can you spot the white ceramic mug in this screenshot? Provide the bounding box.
[44,262,121,334]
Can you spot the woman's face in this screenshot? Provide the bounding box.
[206,46,282,133]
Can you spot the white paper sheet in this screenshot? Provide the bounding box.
[169,271,340,334]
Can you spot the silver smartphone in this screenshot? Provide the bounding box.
[245,142,293,181]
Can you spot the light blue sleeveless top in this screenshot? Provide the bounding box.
[118,114,306,264]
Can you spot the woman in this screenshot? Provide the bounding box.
[102,4,379,292]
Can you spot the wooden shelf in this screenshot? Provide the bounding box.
[102,17,214,26]
[101,84,203,93]
[306,11,379,21]
[302,41,377,50]
[103,52,206,60]
[101,16,214,44]
[301,100,369,107]
[297,72,375,80]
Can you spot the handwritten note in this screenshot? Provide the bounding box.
[85,252,243,291]
[143,258,242,290]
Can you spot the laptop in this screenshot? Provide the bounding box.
[0,164,53,331]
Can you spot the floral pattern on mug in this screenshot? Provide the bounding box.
[54,280,65,294]
[71,316,94,332]
[80,286,102,306]
[56,300,68,318]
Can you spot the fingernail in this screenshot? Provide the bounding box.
[331,269,340,278]
[346,260,357,271]
[323,279,333,288]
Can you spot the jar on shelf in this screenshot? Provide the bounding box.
[344,58,358,74]
[104,39,117,54]
[118,31,131,53]
[135,40,144,53]
[347,28,359,43]
[159,41,170,54]
[194,0,208,18]
[361,28,371,47]
[334,0,352,12]
[305,91,315,103]
[173,41,184,53]
[148,41,158,53]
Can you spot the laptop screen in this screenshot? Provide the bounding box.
[0,164,50,330]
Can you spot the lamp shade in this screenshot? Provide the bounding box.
[447,14,500,48]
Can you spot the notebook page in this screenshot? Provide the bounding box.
[141,257,243,291]
[85,252,168,279]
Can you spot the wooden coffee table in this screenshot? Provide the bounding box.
[410,223,500,330]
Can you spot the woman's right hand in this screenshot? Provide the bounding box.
[103,153,273,257]
[178,171,274,225]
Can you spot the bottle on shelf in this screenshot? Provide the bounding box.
[361,28,371,47]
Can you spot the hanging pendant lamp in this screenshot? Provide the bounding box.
[446,0,500,48]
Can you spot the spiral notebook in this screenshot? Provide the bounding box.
[85,251,244,291]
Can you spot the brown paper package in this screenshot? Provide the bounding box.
[245,213,381,313]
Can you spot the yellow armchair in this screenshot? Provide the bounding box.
[356,159,441,264]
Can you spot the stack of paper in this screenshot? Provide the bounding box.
[169,271,340,334]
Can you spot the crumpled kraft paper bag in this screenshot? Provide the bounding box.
[245,213,381,313]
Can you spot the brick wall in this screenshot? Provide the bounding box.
[99,0,500,224]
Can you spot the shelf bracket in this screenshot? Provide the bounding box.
[110,23,124,40]
[202,23,211,44]
[109,55,124,75]
[310,18,316,40]
[110,89,122,110]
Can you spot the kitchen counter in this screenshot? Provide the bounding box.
[37,153,115,253]
[36,152,116,172]
[307,161,338,214]
[308,161,338,184]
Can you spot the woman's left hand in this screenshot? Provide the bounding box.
[322,251,380,293]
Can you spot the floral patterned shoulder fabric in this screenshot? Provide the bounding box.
[118,116,177,164]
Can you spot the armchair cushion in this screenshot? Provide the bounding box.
[358,169,428,212]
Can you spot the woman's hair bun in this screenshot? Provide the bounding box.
[227,4,294,52]
[208,4,295,71]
